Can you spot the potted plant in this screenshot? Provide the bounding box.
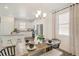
[14,28,20,33]
[37,35,45,43]
[11,28,19,35]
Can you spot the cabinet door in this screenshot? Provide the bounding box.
[0,16,14,35]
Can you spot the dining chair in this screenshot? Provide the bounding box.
[52,38,61,49]
[0,45,16,56]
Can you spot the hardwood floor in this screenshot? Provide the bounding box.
[40,49,73,56]
[58,49,73,56]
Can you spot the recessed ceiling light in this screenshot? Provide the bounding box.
[4,6,8,9]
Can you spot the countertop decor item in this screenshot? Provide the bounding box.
[13,28,19,33]
[48,40,52,43]
[26,44,37,51]
[11,28,19,34]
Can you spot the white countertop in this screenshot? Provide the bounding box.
[0,34,26,36]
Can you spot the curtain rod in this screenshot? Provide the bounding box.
[52,3,78,14]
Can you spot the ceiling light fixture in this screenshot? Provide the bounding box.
[35,14,39,18]
[43,13,47,17]
[37,10,41,15]
[35,10,47,19]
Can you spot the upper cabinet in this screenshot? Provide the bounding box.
[0,16,14,35]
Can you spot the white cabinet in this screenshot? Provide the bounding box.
[0,35,25,47]
[0,16,14,35]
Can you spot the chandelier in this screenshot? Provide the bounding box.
[35,10,47,19]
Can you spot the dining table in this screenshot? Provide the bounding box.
[21,43,53,56]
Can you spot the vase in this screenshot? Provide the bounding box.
[38,39,43,44]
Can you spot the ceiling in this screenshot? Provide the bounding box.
[0,3,72,20]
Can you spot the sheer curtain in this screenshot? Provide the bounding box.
[52,13,56,38]
[55,8,71,53]
[70,3,79,55]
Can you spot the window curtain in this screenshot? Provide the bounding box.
[70,3,79,55]
[54,8,71,53]
[52,13,56,38]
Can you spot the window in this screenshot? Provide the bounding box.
[19,22,26,30]
[58,12,69,36]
